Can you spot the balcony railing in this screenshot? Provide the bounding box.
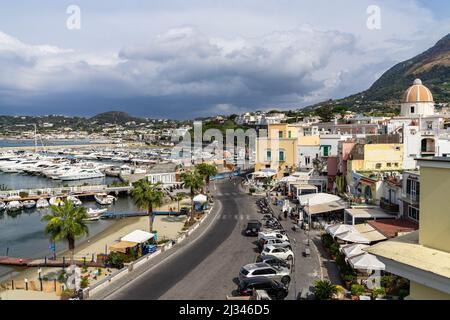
[380,197,400,213]
[401,193,419,205]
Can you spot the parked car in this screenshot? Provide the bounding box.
[244,220,262,236]
[258,237,291,251]
[257,231,289,242]
[179,207,190,216]
[256,255,291,269]
[237,277,288,300]
[239,262,291,285]
[260,245,294,261]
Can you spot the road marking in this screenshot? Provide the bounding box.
[102,196,224,300]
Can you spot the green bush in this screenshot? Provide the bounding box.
[329,243,340,256]
[343,274,356,283]
[106,252,126,269]
[399,289,409,300]
[321,234,334,249]
[351,284,366,296]
[249,187,256,194]
[314,280,338,300]
[80,277,89,289]
[19,191,29,198]
[372,287,386,299]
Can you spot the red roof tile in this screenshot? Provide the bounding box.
[368,219,418,238]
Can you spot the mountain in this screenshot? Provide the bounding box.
[90,111,143,125]
[305,33,450,113]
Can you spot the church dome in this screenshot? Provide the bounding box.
[403,79,434,103]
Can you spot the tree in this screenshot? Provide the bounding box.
[181,169,205,215]
[174,192,187,212]
[41,200,89,260]
[314,105,334,122]
[131,179,164,232]
[314,280,338,300]
[195,163,218,189]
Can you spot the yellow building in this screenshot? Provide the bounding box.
[367,157,450,300]
[255,137,298,178]
[255,123,322,178]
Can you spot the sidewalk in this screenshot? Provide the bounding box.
[267,194,343,299]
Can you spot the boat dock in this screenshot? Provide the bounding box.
[0,185,133,203]
[0,256,103,268]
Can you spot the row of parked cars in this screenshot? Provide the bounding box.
[236,198,294,300]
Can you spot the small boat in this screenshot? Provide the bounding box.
[67,195,82,206]
[36,198,49,208]
[86,208,107,221]
[49,197,64,207]
[6,201,23,211]
[22,200,36,209]
[0,201,5,211]
[94,193,116,205]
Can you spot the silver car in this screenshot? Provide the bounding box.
[239,262,291,285]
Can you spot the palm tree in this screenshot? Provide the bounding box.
[195,163,218,191]
[314,280,338,300]
[41,200,89,260]
[181,169,204,215]
[174,192,187,212]
[131,179,164,232]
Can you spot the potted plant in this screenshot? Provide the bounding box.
[351,284,365,300]
[372,287,386,300]
[314,280,338,300]
[343,274,355,289]
[332,285,346,300]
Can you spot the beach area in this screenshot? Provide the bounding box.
[0,199,190,300]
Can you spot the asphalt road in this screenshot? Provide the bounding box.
[106,178,261,300]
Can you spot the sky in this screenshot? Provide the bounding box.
[0,0,449,119]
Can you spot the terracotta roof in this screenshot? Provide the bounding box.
[368,219,418,238]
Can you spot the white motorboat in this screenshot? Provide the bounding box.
[22,200,36,209]
[0,201,5,211]
[6,201,23,211]
[66,195,82,206]
[49,197,64,207]
[94,193,116,205]
[36,198,49,208]
[59,169,105,181]
[86,208,108,221]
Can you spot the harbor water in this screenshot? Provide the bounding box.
[0,172,141,280]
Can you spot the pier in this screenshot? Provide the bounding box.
[0,185,133,202]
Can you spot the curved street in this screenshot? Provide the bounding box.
[104,178,261,300]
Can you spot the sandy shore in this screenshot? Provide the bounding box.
[0,199,190,300]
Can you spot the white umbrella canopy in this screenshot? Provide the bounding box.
[349,253,385,271]
[193,194,208,203]
[341,243,370,259]
[336,230,371,244]
[326,224,357,237]
[298,193,342,206]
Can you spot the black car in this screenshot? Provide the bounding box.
[244,220,262,236]
[256,255,291,269]
[237,277,288,300]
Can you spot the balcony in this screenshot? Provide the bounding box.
[401,193,419,205]
[380,197,400,213]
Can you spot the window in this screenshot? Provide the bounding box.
[279,149,286,162]
[427,121,433,130]
[278,131,283,139]
[288,131,292,138]
[410,106,415,114]
[408,206,420,221]
[387,163,392,167]
[305,157,311,166]
[265,149,272,162]
[375,163,382,169]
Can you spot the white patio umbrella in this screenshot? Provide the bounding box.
[341,243,370,259]
[348,253,385,271]
[336,230,371,244]
[326,224,357,237]
[193,194,208,203]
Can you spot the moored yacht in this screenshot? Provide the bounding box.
[22,200,36,209]
[6,201,23,211]
[59,168,105,181]
[36,198,49,208]
[94,193,116,205]
[66,195,82,206]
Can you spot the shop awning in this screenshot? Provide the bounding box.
[110,241,139,253]
[193,194,208,203]
[348,253,385,271]
[121,230,154,244]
